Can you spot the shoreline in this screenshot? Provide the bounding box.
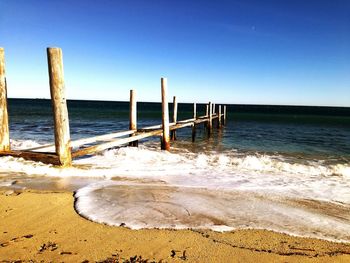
[1,190,350,262]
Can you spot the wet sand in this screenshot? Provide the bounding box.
[1,190,350,262]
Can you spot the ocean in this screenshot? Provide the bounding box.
[1,99,350,242]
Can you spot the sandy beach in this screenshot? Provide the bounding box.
[1,190,349,262]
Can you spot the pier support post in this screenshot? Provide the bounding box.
[192,103,197,142]
[129,89,138,147]
[161,78,170,151]
[47,47,72,166]
[0,48,10,152]
[193,103,197,120]
[223,105,227,125]
[213,103,215,114]
[170,96,177,140]
[192,124,196,142]
[205,103,209,130]
[208,102,212,135]
[218,105,222,128]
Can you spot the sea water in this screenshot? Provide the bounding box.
[1,99,350,242]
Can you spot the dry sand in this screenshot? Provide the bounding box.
[1,190,350,263]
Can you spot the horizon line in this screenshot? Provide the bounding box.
[7,97,350,109]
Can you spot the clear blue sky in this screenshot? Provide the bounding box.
[1,0,349,106]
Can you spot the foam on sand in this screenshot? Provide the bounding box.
[1,139,350,242]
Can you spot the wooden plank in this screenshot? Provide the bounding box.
[139,115,208,132]
[47,47,72,166]
[194,118,208,125]
[0,47,10,152]
[139,124,163,130]
[27,112,206,152]
[129,89,138,147]
[24,143,55,152]
[0,150,59,165]
[24,130,136,152]
[72,129,163,158]
[170,96,177,140]
[161,78,170,150]
[177,118,195,123]
[169,122,193,130]
[137,122,176,132]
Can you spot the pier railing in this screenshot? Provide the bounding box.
[0,47,227,166]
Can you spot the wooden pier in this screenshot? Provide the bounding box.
[0,47,227,166]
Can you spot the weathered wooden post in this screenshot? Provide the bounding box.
[208,101,213,135]
[129,89,138,146]
[223,105,227,125]
[193,103,197,120]
[0,48,10,152]
[218,105,222,128]
[192,103,197,142]
[191,124,196,142]
[170,96,177,140]
[47,47,72,166]
[161,78,170,150]
[204,104,209,130]
[213,103,216,114]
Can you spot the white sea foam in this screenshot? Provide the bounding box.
[10,139,42,150]
[1,139,350,242]
[0,180,17,187]
[74,181,350,243]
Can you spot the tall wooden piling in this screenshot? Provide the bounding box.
[193,103,197,119]
[129,89,138,146]
[218,105,222,128]
[213,103,216,114]
[170,96,177,140]
[192,103,197,142]
[47,47,72,166]
[191,124,196,142]
[223,105,227,125]
[208,102,213,134]
[0,48,10,152]
[205,105,209,116]
[161,78,170,150]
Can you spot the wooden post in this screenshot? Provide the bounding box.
[0,48,10,152]
[223,105,227,125]
[193,103,197,119]
[213,103,215,114]
[192,124,196,142]
[161,78,170,150]
[129,89,138,146]
[170,96,177,140]
[191,102,197,141]
[205,104,209,116]
[47,47,72,166]
[208,102,212,135]
[218,105,222,128]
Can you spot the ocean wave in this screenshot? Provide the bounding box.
[1,139,349,203]
[2,139,350,243]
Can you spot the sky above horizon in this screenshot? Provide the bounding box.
[0,0,349,106]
